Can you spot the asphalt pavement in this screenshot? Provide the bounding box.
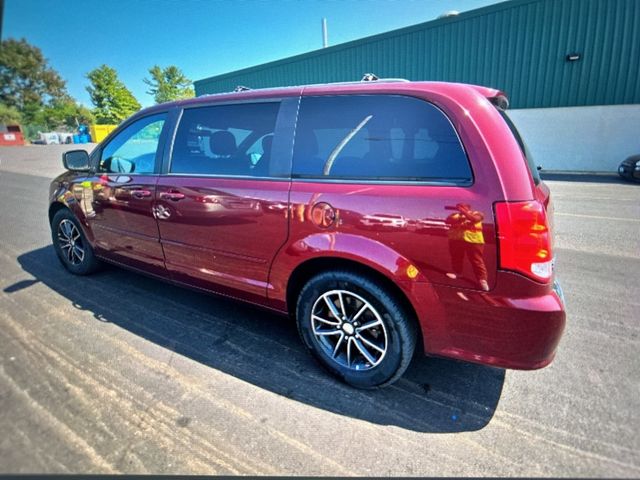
[0,145,639,475]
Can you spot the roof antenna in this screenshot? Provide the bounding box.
[234,85,251,92]
[361,73,379,82]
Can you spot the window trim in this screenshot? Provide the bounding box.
[290,93,474,187]
[290,176,472,187]
[159,172,292,182]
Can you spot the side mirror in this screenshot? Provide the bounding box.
[63,150,90,171]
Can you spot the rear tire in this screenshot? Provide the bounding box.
[51,209,101,275]
[296,270,417,388]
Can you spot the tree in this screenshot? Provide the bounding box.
[144,65,194,104]
[0,104,22,125]
[33,97,95,130]
[0,38,68,123]
[86,65,141,124]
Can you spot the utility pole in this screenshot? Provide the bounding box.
[322,18,328,48]
[0,0,4,41]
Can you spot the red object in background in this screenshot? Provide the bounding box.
[0,125,25,146]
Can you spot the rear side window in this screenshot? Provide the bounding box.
[292,95,471,183]
[171,102,279,176]
[498,110,541,185]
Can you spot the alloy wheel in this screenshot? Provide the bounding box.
[310,289,388,370]
[57,219,85,265]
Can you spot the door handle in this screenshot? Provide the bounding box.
[160,191,186,201]
[130,189,152,198]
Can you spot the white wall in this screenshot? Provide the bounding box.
[507,104,640,173]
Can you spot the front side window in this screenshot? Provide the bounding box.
[292,95,471,183]
[99,113,167,174]
[170,102,280,176]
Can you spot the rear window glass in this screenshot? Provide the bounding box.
[499,110,541,185]
[292,95,471,183]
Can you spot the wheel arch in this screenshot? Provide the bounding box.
[48,201,69,224]
[48,201,96,245]
[285,256,424,353]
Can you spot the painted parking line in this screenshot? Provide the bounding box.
[555,212,640,222]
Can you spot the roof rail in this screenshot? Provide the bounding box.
[217,77,413,96]
[361,73,410,83]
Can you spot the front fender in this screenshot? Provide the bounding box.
[49,175,96,245]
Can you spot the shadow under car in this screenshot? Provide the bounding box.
[11,245,505,433]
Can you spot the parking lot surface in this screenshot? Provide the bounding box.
[1,145,639,475]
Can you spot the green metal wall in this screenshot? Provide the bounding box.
[194,0,640,109]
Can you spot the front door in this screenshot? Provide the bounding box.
[87,112,168,274]
[155,100,294,303]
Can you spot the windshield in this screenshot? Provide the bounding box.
[498,110,541,185]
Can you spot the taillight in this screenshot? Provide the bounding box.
[494,200,553,282]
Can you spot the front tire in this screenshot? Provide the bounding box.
[296,270,417,388]
[51,209,101,275]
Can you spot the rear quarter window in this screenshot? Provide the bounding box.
[292,95,472,184]
[498,110,541,185]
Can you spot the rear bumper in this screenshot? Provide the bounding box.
[406,272,566,370]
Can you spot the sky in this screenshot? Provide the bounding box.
[3,0,501,108]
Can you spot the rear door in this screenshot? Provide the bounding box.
[87,112,169,274]
[156,98,297,303]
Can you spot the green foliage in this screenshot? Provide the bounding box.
[33,97,95,130]
[0,103,22,125]
[0,38,94,133]
[0,38,68,123]
[86,65,141,124]
[22,124,48,142]
[144,65,194,104]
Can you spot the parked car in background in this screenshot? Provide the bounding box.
[35,132,73,145]
[48,78,566,388]
[618,154,640,183]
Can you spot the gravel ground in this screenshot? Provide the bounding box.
[0,145,639,475]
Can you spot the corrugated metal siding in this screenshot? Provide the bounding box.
[194,0,640,108]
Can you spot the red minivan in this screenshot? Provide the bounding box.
[49,79,565,388]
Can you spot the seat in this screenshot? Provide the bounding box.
[210,130,238,174]
[359,134,395,177]
[294,130,323,176]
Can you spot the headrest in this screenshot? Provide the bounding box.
[210,130,236,157]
